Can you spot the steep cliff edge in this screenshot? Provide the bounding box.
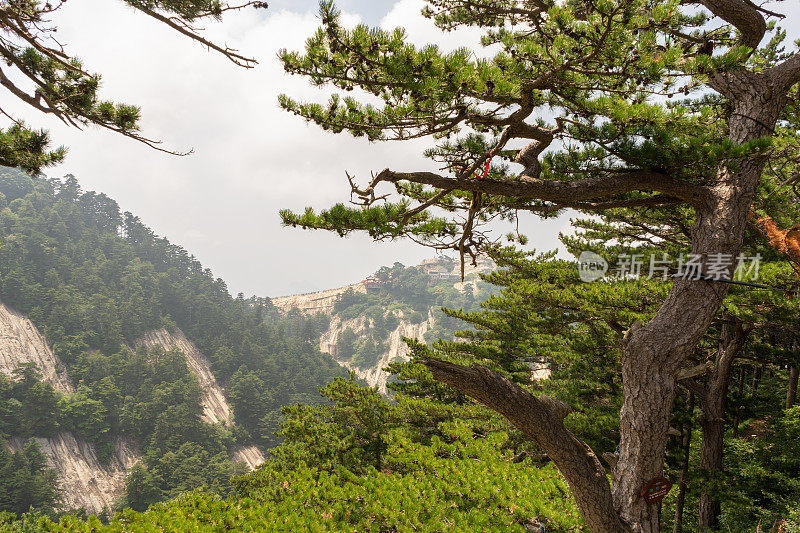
[271,283,366,315]
[0,304,264,514]
[135,328,265,468]
[270,257,495,394]
[0,301,141,514]
[7,434,138,514]
[0,303,74,394]
[271,256,497,393]
[320,314,431,394]
[137,329,231,426]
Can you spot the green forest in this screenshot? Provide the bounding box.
[0,167,345,513]
[2,0,800,531]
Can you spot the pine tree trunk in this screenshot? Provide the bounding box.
[673,393,694,533]
[752,364,762,393]
[611,86,782,532]
[787,366,799,409]
[698,416,724,529]
[698,325,748,530]
[732,366,746,437]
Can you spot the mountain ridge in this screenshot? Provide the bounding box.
[269,256,496,392]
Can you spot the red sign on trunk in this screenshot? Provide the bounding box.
[641,477,672,504]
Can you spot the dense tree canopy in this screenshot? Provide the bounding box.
[0,167,346,513]
[279,1,800,530]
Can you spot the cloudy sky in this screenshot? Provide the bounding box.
[4,1,800,297]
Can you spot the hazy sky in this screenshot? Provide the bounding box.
[4,1,800,297]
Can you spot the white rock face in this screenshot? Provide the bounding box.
[134,329,266,470]
[232,445,266,470]
[7,433,139,515]
[0,302,74,393]
[319,312,433,394]
[270,256,497,393]
[0,301,140,514]
[137,329,232,426]
[0,303,265,514]
[271,283,366,315]
[135,328,265,470]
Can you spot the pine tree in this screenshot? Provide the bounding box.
[279,2,800,530]
[0,0,268,170]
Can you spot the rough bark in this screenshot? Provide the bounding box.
[698,325,750,529]
[612,74,784,529]
[375,169,709,207]
[422,359,626,533]
[673,393,695,533]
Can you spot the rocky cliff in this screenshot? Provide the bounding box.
[319,313,432,394]
[137,329,232,426]
[0,301,139,514]
[7,433,138,514]
[272,256,496,393]
[0,302,264,514]
[135,328,265,468]
[0,303,74,394]
[271,283,366,315]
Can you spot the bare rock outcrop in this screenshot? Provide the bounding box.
[137,329,232,426]
[271,283,366,315]
[7,433,139,515]
[0,302,74,393]
[0,300,143,513]
[233,445,266,470]
[320,313,432,394]
[270,257,498,393]
[0,302,265,515]
[136,328,265,470]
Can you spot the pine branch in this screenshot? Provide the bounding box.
[421,358,625,533]
[372,168,711,207]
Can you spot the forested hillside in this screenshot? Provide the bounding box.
[12,244,800,532]
[0,167,345,515]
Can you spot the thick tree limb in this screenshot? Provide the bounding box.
[544,195,683,212]
[422,359,625,533]
[375,169,710,207]
[694,0,766,50]
[769,52,800,93]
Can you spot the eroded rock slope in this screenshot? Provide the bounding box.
[136,328,265,467]
[0,303,264,514]
[7,434,138,514]
[0,302,74,393]
[320,314,432,394]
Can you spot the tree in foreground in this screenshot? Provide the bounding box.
[0,0,267,171]
[279,1,800,530]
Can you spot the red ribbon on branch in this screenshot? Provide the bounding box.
[456,149,496,179]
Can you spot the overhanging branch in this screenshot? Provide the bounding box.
[693,0,767,50]
[769,52,800,93]
[422,359,624,533]
[375,168,710,208]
